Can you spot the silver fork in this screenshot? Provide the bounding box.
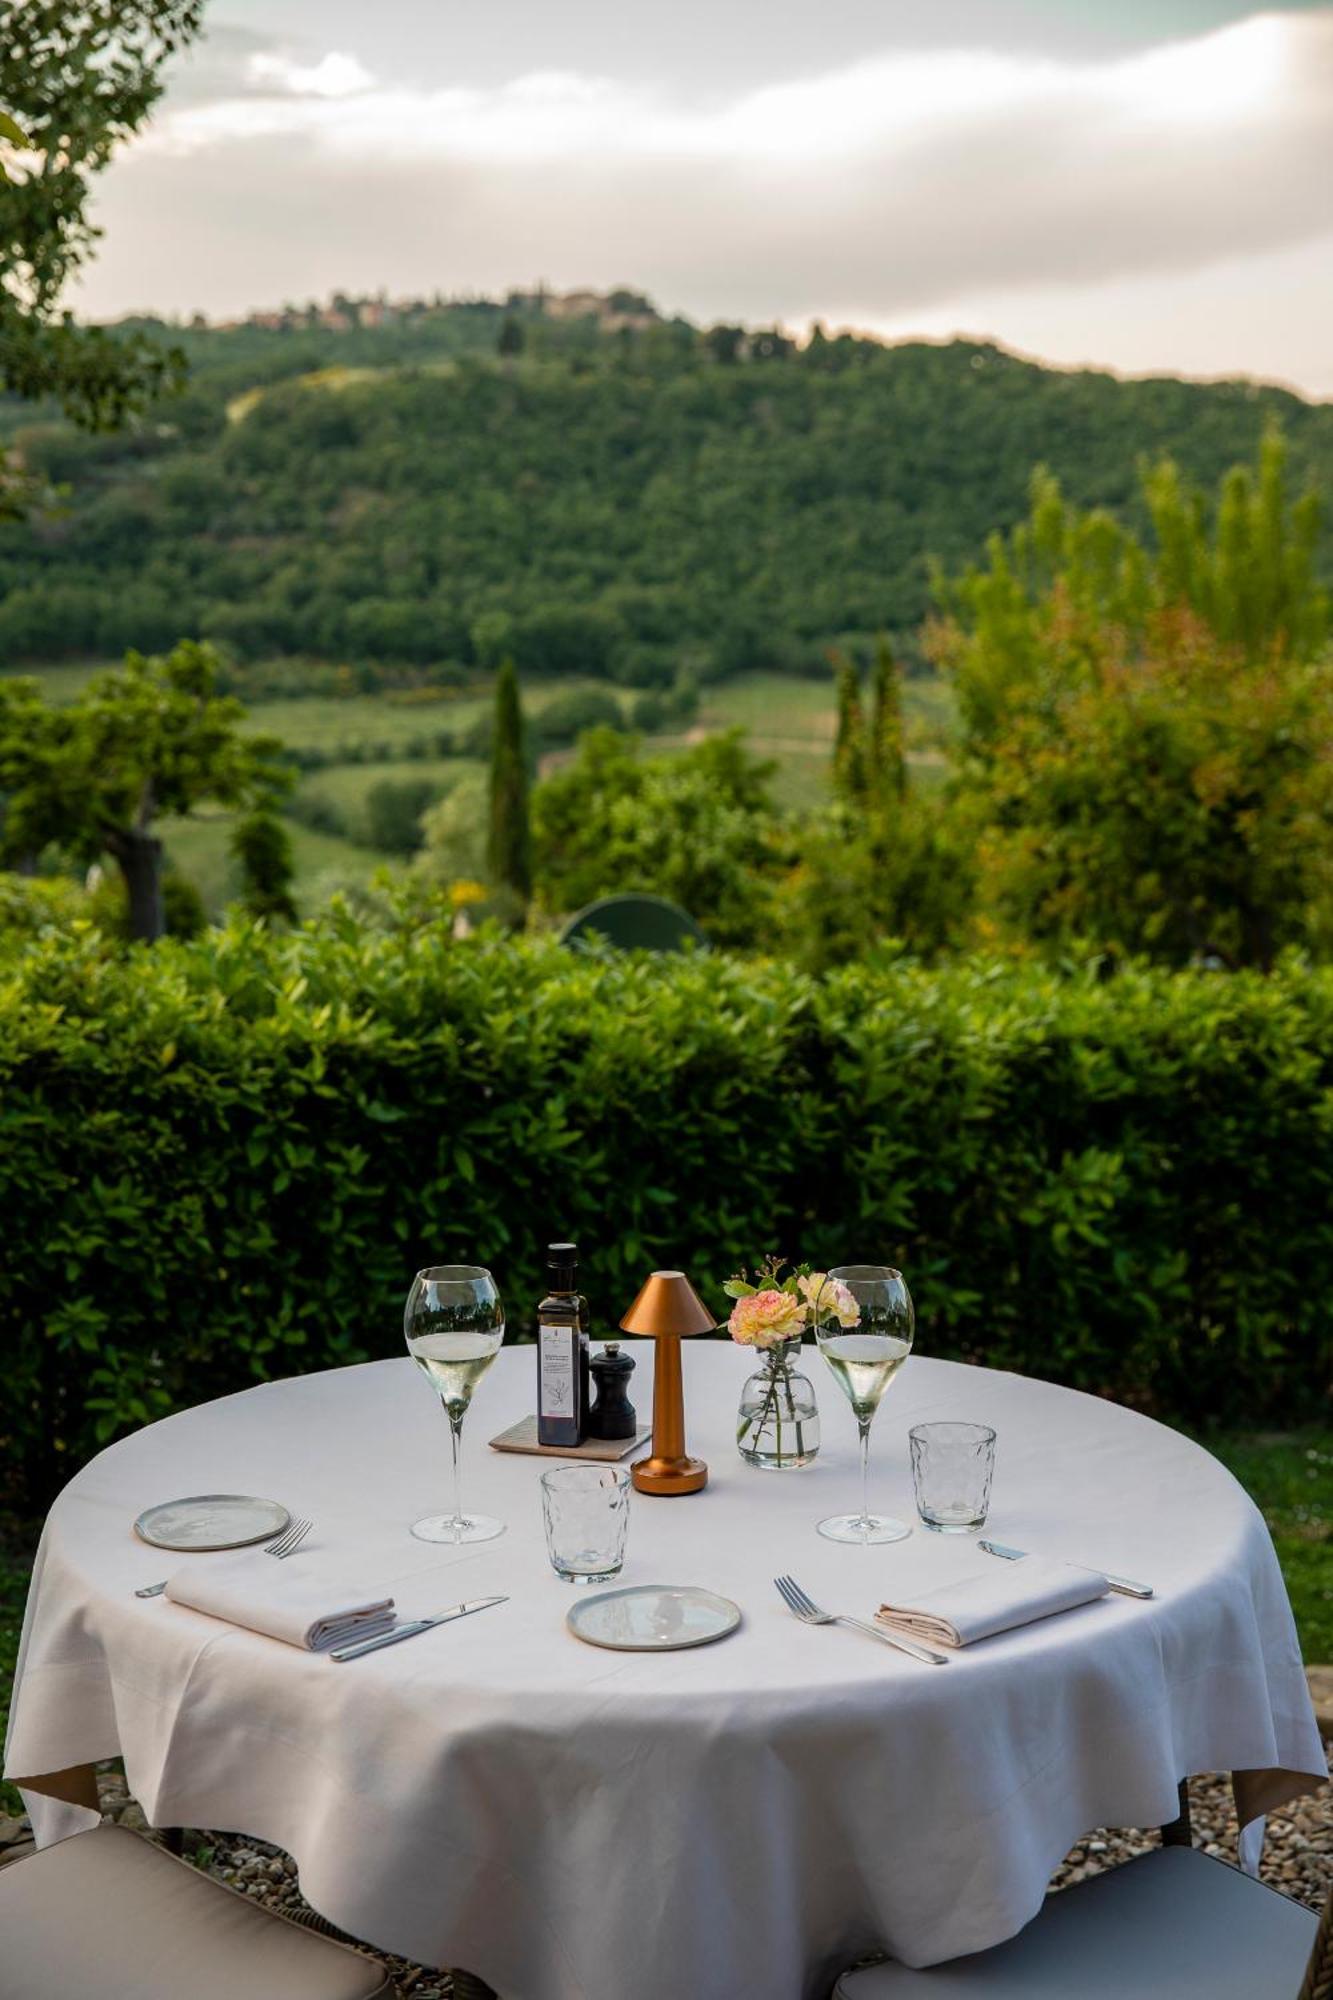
[775,1574,949,1666]
[134,1516,313,1598]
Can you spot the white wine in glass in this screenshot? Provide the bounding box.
[814,1265,914,1545]
[405,1264,505,1544]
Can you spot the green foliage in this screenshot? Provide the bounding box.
[230,807,298,922]
[937,439,1333,966]
[0,640,290,940]
[0,868,87,938]
[161,865,206,938]
[363,776,443,857]
[0,3,201,434]
[628,669,700,734]
[418,769,488,887]
[2,919,1332,1502]
[868,639,906,804]
[5,330,1333,672]
[773,797,974,970]
[832,642,909,812]
[487,660,531,903]
[532,685,625,744]
[532,728,784,944]
[941,432,1328,760]
[831,655,865,804]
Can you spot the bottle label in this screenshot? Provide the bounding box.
[539,1323,576,1418]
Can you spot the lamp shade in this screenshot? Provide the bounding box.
[619,1270,716,1339]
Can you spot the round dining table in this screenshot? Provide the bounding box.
[7,1342,1325,2000]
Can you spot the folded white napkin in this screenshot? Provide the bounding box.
[877,1555,1110,1648]
[165,1553,396,1652]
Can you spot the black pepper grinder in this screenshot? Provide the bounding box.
[587,1342,637,1441]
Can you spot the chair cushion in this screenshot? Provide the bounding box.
[834,1847,1318,1999]
[0,1823,392,2000]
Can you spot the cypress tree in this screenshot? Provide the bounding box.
[487,658,532,901]
[869,636,906,803]
[831,654,866,804]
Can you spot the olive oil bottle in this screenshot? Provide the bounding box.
[537,1243,587,1446]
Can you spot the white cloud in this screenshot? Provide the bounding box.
[246,51,375,100]
[71,8,1333,394]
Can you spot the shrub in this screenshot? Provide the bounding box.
[1,915,1331,1502]
[364,776,445,856]
[533,687,625,745]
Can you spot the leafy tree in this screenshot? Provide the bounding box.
[962,615,1333,968]
[531,728,786,945]
[0,641,289,942]
[487,659,532,904]
[0,2,202,446]
[940,431,1328,760]
[230,806,298,923]
[497,315,524,361]
[934,438,1333,967]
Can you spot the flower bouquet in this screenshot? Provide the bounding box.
[725,1259,859,1470]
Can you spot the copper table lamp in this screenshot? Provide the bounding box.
[620,1270,715,1495]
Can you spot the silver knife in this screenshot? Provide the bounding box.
[979,1540,1153,1599]
[330,1595,508,1661]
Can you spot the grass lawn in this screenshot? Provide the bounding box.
[160,812,399,919]
[4,660,109,703]
[3,1426,1329,1820]
[296,754,482,830]
[238,690,491,754]
[1208,1431,1333,1660]
[239,676,621,756]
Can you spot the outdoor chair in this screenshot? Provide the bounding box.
[558,893,707,953]
[0,1822,394,2000]
[833,1844,1329,1998]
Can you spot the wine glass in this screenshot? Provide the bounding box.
[404,1264,505,1544]
[813,1264,914,1545]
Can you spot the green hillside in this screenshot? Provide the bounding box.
[2,308,1331,681]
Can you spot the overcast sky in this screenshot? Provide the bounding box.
[69,1,1333,395]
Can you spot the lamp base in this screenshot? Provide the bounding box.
[632,1453,708,1496]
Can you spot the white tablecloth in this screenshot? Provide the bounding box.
[7,1346,1325,2000]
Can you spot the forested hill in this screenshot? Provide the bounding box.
[2,306,1332,685]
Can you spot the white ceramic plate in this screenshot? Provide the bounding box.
[133,1495,291,1552]
[567,1584,741,1652]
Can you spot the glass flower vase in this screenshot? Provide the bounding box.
[736,1341,820,1469]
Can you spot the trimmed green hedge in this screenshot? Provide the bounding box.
[3,914,1332,1501]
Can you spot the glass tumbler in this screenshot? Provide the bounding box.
[909,1422,996,1533]
[541,1464,630,1583]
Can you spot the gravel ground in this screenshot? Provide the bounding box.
[3,1756,1328,1996]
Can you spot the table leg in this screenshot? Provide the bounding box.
[1159,1777,1192,1847]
